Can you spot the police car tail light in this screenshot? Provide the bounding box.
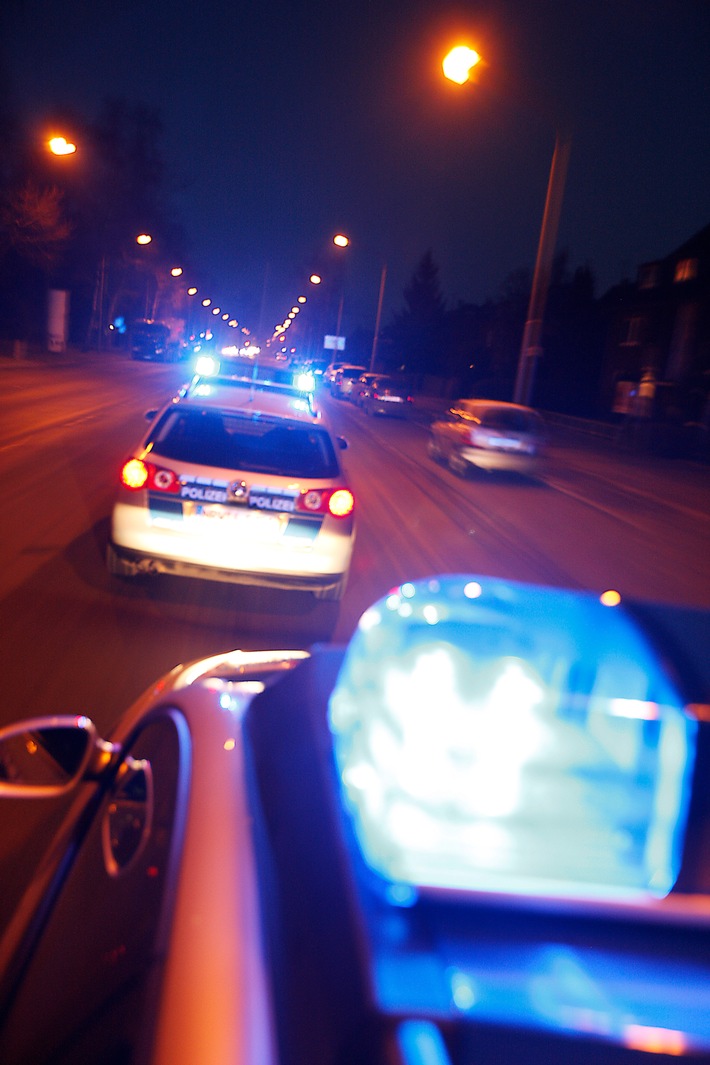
[120,458,149,490]
[120,459,179,493]
[147,464,180,493]
[328,575,696,902]
[328,488,354,517]
[297,488,354,518]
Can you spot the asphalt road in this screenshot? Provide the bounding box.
[2,351,709,724]
[0,349,708,931]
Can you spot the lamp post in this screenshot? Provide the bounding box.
[332,233,388,372]
[513,131,571,405]
[442,45,571,407]
[45,133,77,353]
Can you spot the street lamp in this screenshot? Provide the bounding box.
[44,133,77,353]
[441,46,480,85]
[47,135,76,156]
[442,45,571,407]
[332,232,388,372]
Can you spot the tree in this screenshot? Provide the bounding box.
[534,258,603,416]
[0,180,74,342]
[0,181,72,268]
[385,251,447,383]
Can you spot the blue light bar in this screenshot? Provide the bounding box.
[328,576,696,902]
[294,370,316,393]
[194,353,219,376]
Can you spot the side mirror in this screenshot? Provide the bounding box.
[337,436,349,451]
[0,716,98,797]
[144,408,159,421]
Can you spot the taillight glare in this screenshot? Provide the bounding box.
[297,487,355,518]
[329,489,354,518]
[121,458,149,490]
[120,459,179,493]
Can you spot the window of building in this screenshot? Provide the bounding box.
[674,258,697,283]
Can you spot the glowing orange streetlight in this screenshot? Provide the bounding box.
[136,233,152,245]
[48,135,77,156]
[309,274,322,285]
[442,46,481,85]
[333,233,350,248]
[170,266,183,277]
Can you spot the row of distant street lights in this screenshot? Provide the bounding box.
[271,233,388,371]
[131,231,252,341]
[46,134,252,343]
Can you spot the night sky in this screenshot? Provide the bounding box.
[3,0,710,343]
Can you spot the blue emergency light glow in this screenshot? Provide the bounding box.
[294,371,316,393]
[328,575,696,901]
[194,354,219,376]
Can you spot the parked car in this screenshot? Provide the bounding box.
[361,375,413,418]
[323,361,346,385]
[330,364,367,399]
[428,398,547,477]
[107,374,355,600]
[1,573,709,1064]
[130,320,177,362]
[351,371,379,407]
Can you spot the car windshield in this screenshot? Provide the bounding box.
[149,408,340,478]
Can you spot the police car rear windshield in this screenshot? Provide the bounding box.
[148,408,340,478]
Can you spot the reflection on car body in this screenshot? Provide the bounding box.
[108,374,355,600]
[0,574,709,1064]
[428,398,547,477]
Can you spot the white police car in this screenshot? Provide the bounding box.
[107,374,355,599]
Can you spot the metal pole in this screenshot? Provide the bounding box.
[369,263,387,372]
[334,292,344,356]
[514,131,572,406]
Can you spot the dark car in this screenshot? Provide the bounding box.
[361,374,413,417]
[130,321,176,362]
[0,574,709,1065]
[352,371,379,407]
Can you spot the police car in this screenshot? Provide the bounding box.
[107,373,355,599]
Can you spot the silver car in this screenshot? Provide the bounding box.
[330,364,367,399]
[428,398,546,476]
[108,376,355,599]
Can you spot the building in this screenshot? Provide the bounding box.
[601,223,710,428]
